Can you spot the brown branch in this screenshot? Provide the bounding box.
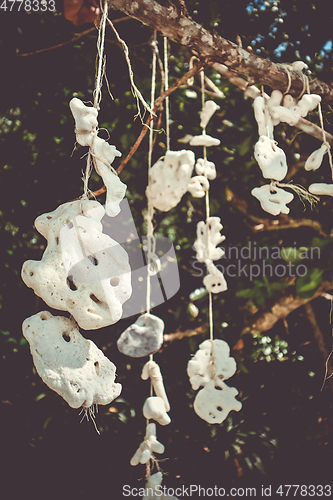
[304,302,333,390]
[164,323,208,343]
[243,281,333,335]
[108,0,333,104]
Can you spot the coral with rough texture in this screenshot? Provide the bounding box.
[69,97,98,146]
[195,158,216,180]
[254,136,288,181]
[200,100,220,129]
[193,380,242,424]
[267,90,321,127]
[142,360,170,411]
[194,217,225,263]
[187,175,210,197]
[21,199,132,330]
[146,150,195,211]
[190,134,220,147]
[22,311,122,408]
[117,314,164,358]
[304,143,329,171]
[130,423,164,466]
[251,184,294,216]
[203,262,228,293]
[143,396,171,426]
[187,339,237,391]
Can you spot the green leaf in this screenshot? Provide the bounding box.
[280,247,309,263]
[296,268,323,299]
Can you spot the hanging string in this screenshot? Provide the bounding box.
[200,68,214,342]
[82,0,108,199]
[164,37,170,151]
[107,18,154,120]
[317,102,333,179]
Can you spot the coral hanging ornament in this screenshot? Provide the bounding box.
[308,183,333,197]
[200,100,220,129]
[187,175,210,198]
[194,217,225,263]
[146,150,195,211]
[304,143,329,171]
[251,184,294,216]
[193,380,242,424]
[267,90,321,127]
[142,360,170,412]
[130,423,165,466]
[21,199,132,330]
[142,472,179,500]
[195,158,216,180]
[22,311,122,409]
[143,396,171,426]
[187,339,237,391]
[203,262,228,294]
[117,314,164,358]
[254,136,288,181]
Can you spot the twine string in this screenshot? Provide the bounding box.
[164,37,170,151]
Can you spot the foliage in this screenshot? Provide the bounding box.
[0,1,332,497]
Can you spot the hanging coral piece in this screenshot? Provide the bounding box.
[141,360,170,411]
[187,175,210,197]
[69,97,98,146]
[117,314,164,358]
[195,158,216,180]
[200,100,220,129]
[193,380,242,424]
[70,98,125,217]
[22,311,122,408]
[143,396,171,426]
[253,95,274,138]
[194,217,225,263]
[203,262,228,293]
[21,199,132,330]
[142,472,179,500]
[308,183,333,196]
[254,136,288,181]
[251,184,294,216]
[146,150,195,211]
[189,134,220,147]
[130,422,165,466]
[187,339,237,391]
[266,90,321,126]
[304,143,329,171]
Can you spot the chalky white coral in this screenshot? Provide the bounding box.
[70,97,125,217]
[146,150,195,211]
[22,311,122,409]
[194,217,225,263]
[251,184,294,216]
[142,360,170,412]
[130,423,165,466]
[142,472,179,500]
[117,314,164,358]
[193,380,242,424]
[143,396,171,426]
[187,339,237,391]
[21,199,132,330]
[254,136,288,181]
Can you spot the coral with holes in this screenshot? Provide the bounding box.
[254,136,288,181]
[130,422,165,466]
[304,143,329,171]
[193,380,242,424]
[117,314,164,358]
[203,262,228,293]
[21,199,132,330]
[187,339,237,391]
[187,175,210,197]
[251,184,294,216]
[22,311,122,408]
[146,150,195,211]
[194,217,225,263]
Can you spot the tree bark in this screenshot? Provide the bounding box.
[108,0,333,104]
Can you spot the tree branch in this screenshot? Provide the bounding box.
[108,0,333,104]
